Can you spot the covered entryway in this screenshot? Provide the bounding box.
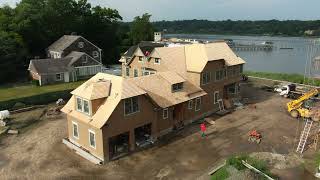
[134,123,153,148]
[109,132,129,160]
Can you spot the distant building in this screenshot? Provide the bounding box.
[154,32,162,42]
[28,35,103,86]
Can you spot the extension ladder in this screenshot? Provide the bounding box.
[296,119,313,154]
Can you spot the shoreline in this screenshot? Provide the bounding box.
[164,33,320,39]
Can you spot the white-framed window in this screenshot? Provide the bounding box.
[92,51,99,58]
[82,56,88,63]
[154,58,160,64]
[75,96,91,115]
[78,42,84,48]
[215,69,225,81]
[201,72,211,85]
[172,83,183,92]
[133,68,138,77]
[72,121,79,139]
[214,91,220,104]
[125,67,130,77]
[56,73,62,81]
[163,108,168,119]
[188,100,193,109]
[124,96,139,115]
[89,130,96,149]
[195,97,201,111]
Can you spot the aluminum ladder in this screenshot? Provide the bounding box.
[296,119,313,154]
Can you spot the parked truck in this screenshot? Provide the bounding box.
[274,84,304,99]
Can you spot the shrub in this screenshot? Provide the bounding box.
[0,90,72,110]
[211,166,229,180]
[227,154,249,170]
[31,80,40,86]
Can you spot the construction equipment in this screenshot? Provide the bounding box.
[287,88,320,120]
[296,119,313,154]
[248,130,262,144]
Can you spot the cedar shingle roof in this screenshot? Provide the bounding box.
[62,73,147,128]
[47,35,80,52]
[184,42,246,73]
[123,41,165,57]
[127,72,207,108]
[28,58,73,74]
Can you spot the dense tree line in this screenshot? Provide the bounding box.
[0,0,153,84]
[153,20,320,36]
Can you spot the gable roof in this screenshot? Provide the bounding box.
[185,42,245,73]
[47,35,81,52]
[123,41,165,58]
[152,46,187,77]
[66,51,102,67]
[61,73,146,129]
[127,72,207,108]
[72,79,111,100]
[28,58,73,74]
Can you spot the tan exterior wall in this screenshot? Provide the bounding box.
[91,98,106,114]
[199,61,242,113]
[101,95,158,161]
[67,115,104,160]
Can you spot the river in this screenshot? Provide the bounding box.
[165,34,320,75]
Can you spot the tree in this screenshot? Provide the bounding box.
[0,0,123,84]
[130,13,154,44]
[0,31,27,83]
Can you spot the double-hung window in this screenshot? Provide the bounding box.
[76,97,83,111]
[72,122,79,139]
[76,97,91,115]
[133,69,138,77]
[56,73,62,81]
[125,67,130,77]
[201,72,211,85]
[195,97,201,111]
[89,130,96,148]
[124,96,139,115]
[188,100,193,109]
[163,108,168,119]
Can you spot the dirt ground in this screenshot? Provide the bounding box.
[0,81,318,179]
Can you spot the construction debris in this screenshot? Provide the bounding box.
[7,129,19,135]
[46,107,61,118]
[205,118,216,125]
[56,98,66,106]
[0,120,7,127]
[0,110,10,120]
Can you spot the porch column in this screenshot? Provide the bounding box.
[129,130,135,151]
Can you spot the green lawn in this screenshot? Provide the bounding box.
[0,81,85,102]
[211,166,229,180]
[244,71,320,86]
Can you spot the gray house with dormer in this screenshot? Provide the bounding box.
[28,35,103,86]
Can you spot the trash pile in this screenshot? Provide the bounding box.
[0,110,19,135]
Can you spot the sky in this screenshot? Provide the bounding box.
[1,0,320,22]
